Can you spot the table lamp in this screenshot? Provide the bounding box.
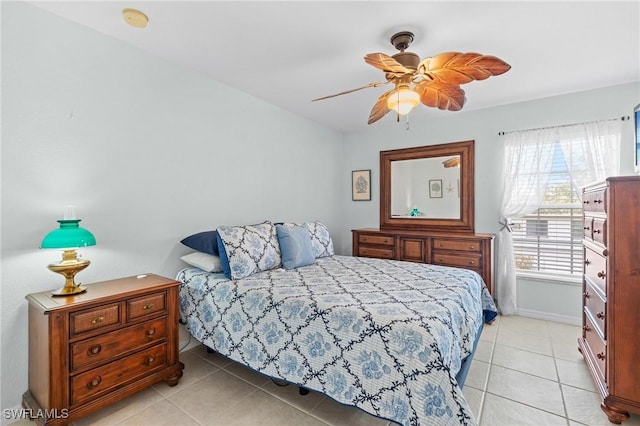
[41,207,96,296]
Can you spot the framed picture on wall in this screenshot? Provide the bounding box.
[429,179,443,198]
[352,169,371,201]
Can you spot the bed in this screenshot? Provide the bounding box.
[178,252,496,426]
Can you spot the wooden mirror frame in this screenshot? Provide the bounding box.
[380,140,475,233]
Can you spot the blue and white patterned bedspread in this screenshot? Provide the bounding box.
[178,255,497,425]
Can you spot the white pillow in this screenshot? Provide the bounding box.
[180,252,223,273]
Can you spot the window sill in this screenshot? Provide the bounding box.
[515,271,582,287]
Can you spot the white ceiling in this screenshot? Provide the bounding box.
[29,1,640,133]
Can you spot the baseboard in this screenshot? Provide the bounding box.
[516,308,581,326]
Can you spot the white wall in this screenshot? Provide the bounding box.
[1,2,344,414]
[339,82,640,324]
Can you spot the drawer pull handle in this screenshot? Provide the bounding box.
[468,245,475,250]
[87,376,102,389]
[142,303,154,310]
[597,271,606,279]
[146,327,157,338]
[468,260,475,265]
[596,352,606,360]
[584,259,591,265]
[145,356,156,365]
[87,344,102,356]
[583,325,591,332]
[594,229,601,234]
[438,257,444,262]
[439,242,445,247]
[583,200,590,204]
[91,316,105,324]
[594,199,603,204]
[583,292,590,299]
[583,226,590,230]
[597,311,605,319]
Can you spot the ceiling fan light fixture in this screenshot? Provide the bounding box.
[387,86,420,115]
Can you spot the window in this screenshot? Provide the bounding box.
[512,143,583,275]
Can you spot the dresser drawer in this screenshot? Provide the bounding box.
[358,246,394,259]
[358,234,394,246]
[583,217,593,240]
[433,252,482,269]
[592,218,606,245]
[583,313,606,382]
[70,318,167,372]
[70,343,167,406]
[583,280,606,338]
[584,246,607,295]
[583,188,606,213]
[71,304,121,337]
[127,292,166,321]
[432,239,481,252]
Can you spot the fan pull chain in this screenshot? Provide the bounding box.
[405,114,410,130]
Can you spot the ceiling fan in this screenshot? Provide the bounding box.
[312,31,511,125]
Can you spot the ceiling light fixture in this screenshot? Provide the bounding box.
[122,8,148,28]
[386,84,420,115]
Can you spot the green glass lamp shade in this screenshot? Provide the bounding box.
[41,219,96,249]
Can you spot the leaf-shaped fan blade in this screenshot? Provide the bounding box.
[418,52,511,86]
[367,89,394,124]
[415,81,466,111]
[312,81,389,101]
[364,53,414,75]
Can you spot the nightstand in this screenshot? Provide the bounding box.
[22,274,184,426]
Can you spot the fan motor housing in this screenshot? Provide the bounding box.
[392,51,420,70]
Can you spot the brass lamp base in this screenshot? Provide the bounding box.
[48,249,90,296]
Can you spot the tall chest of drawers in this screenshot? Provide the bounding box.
[352,228,494,294]
[578,176,640,424]
[22,274,184,425]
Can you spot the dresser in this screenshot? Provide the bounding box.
[22,274,184,426]
[352,228,494,294]
[578,176,640,424]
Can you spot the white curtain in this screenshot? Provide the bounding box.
[496,120,622,315]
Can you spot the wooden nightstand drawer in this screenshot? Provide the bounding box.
[71,304,121,337]
[358,234,394,246]
[70,343,167,406]
[432,239,482,252]
[70,318,167,372]
[127,292,166,321]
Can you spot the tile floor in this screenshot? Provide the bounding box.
[11,315,640,425]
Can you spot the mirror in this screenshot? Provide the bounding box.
[380,140,475,233]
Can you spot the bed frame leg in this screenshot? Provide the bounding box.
[299,387,309,396]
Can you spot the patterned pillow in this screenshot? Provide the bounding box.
[281,221,334,258]
[276,224,315,270]
[216,222,282,279]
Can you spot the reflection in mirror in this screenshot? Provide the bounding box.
[380,140,474,233]
[391,156,461,219]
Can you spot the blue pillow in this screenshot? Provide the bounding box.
[276,224,315,270]
[216,233,231,279]
[180,231,219,256]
